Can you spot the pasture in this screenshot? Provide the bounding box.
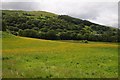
[2,32,118,78]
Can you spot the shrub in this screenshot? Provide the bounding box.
[81,40,88,43]
[18,29,38,38]
[84,40,88,43]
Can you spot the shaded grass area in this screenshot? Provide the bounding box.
[2,32,118,78]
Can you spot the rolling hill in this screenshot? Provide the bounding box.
[1,10,119,78]
[2,10,119,42]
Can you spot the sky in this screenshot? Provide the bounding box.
[1,0,119,28]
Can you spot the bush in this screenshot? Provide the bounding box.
[81,40,88,43]
[10,31,18,36]
[38,32,47,39]
[18,29,38,38]
[2,20,7,31]
[84,40,88,43]
[8,26,19,31]
[46,30,58,40]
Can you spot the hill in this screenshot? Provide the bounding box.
[2,32,118,78]
[2,10,119,42]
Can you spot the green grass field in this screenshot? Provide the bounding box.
[2,32,118,78]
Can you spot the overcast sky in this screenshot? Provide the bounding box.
[1,0,119,28]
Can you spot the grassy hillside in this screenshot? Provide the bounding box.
[2,32,118,78]
[2,10,57,17]
[2,10,119,42]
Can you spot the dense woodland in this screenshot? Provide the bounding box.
[2,10,120,42]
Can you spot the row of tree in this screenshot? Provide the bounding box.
[9,28,118,42]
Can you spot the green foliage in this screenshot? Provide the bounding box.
[19,29,38,38]
[2,10,119,42]
[81,40,88,43]
[38,32,47,39]
[8,26,19,31]
[46,30,58,40]
[58,15,83,25]
[2,20,7,31]
[40,28,48,32]
[59,32,71,40]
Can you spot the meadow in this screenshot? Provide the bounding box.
[2,32,118,78]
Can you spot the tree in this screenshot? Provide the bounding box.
[46,30,58,40]
[40,28,48,32]
[70,33,77,40]
[77,34,84,40]
[59,32,71,40]
[32,27,39,31]
[80,26,93,40]
[21,23,28,30]
[8,26,19,31]
[2,20,7,31]
[38,32,47,39]
[18,29,23,36]
[19,29,38,38]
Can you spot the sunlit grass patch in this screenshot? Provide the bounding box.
[2,32,118,78]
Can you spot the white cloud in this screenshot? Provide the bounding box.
[2,0,119,2]
[2,0,118,28]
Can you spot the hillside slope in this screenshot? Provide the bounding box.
[2,10,119,42]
